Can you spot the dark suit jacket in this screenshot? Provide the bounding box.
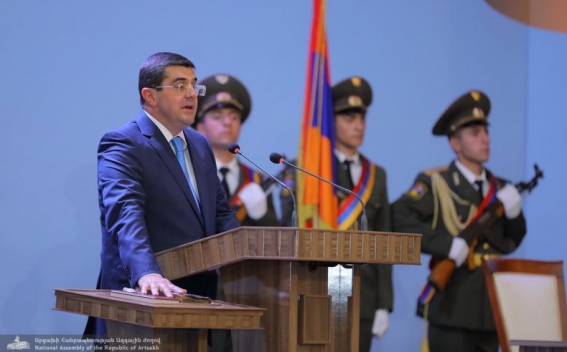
[391,161,526,331]
[85,111,240,336]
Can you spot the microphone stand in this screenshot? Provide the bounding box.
[228,143,298,227]
[272,153,368,231]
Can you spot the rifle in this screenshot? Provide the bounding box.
[233,158,295,222]
[419,164,544,304]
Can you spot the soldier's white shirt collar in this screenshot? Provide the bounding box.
[216,157,239,194]
[455,159,487,187]
[216,156,239,173]
[334,150,360,165]
[334,149,362,185]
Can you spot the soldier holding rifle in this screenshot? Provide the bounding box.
[391,91,527,352]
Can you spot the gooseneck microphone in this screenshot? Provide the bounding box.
[228,143,298,227]
[269,152,368,231]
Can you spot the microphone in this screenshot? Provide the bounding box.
[269,152,368,231]
[228,143,298,227]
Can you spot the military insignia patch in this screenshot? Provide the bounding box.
[453,172,460,186]
[407,181,428,200]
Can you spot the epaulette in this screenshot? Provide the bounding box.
[423,166,449,176]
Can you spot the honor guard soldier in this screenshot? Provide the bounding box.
[332,77,394,352]
[391,90,526,352]
[194,74,279,226]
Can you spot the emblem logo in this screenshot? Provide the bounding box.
[472,107,484,118]
[7,335,30,350]
[215,75,230,85]
[407,182,428,200]
[216,92,232,102]
[348,95,362,107]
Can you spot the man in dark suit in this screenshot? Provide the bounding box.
[84,52,240,337]
[391,91,526,352]
[193,74,279,226]
[331,77,394,352]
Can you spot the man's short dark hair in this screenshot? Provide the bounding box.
[138,52,196,105]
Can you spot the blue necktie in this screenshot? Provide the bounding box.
[171,136,201,213]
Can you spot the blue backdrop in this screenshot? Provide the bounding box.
[1,1,565,351]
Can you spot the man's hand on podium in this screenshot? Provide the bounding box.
[138,273,187,297]
[372,309,389,338]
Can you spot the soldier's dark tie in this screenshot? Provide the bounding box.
[219,167,231,198]
[343,160,355,190]
[475,180,484,200]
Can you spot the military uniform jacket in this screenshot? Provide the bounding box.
[335,154,394,320]
[391,161,527,331]
[230,160,280,226]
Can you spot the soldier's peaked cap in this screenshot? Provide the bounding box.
[432,90,491,136]
[196,74,252,123]
[332,76,373,114]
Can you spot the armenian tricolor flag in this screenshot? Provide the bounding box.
[297,0,338,229]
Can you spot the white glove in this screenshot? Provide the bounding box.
[371,309,390,338]
[496,184,522,219]
[448,237,469,267]
[238,183,268,220]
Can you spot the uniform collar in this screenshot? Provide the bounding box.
[216,156,239,174]
[455,159,487,185]
[334,149,360,166]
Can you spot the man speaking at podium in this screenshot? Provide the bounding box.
[84,52,240,337]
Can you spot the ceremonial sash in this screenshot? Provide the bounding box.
[471,175,498,222]
[338,156,375,230]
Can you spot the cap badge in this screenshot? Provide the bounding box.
[471,91,481,101]
[215,75,230,85]
[348,95,362,107]
[472,107,484,119]
[216,92,232,102]
[351,77,362,87]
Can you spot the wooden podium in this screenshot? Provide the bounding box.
[155,226,421,352]
[54,288,265,352]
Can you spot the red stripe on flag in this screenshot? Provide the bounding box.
[297,0,338,229]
